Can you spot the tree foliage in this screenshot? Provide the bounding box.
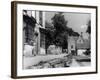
[51,12,68,33]
[86,20,91,34]
[51,12,68,48]
[45,12,79,49]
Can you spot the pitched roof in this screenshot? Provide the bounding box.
[77,36,90,49]
[68,35,90,49]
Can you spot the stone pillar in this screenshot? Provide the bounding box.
[35,24,40,55]
[42,12,46,54]
[35,11,40,55]
[42,12,45,28]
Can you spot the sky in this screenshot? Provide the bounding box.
[45,11,91,35]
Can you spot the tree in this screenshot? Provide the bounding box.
[45,21,55,48]
[86,20,91,34]
[51,12,68,49]
[86,20,91,50]
[66,27,79,36]
[51,12,68,33]
[45,12,79,49]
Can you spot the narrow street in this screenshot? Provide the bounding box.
[23,54,67,69]
[70,58,91,67]
[23,54,91,69]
